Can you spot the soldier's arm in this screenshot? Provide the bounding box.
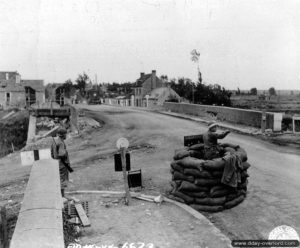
[215,130,230,139]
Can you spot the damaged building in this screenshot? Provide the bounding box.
[0,71,45,109]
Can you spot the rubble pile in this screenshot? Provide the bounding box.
[78,117,101,130]
[169,143,250,212]
[36,117,70,134]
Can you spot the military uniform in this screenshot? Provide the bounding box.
[51,137,70,189]
[203,130,228,159]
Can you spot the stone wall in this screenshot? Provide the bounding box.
[163,102,277,130]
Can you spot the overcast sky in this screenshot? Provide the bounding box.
[0,0,299,89]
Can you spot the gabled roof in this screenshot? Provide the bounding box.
[21,80,45,92]
[134,73,151,87]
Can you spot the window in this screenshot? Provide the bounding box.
[6,73,9,80]
[6,92,10,104]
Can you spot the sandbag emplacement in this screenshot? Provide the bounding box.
[169,141,250,212]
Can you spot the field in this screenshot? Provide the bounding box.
[231,94,300,114]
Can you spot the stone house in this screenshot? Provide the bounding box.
[132,70,181,107]
[0,71,45,109]
[132,70,164,107]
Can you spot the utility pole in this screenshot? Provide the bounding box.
[192,85,195,104]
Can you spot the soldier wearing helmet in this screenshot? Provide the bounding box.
[203,122,230,159]
[51,127,73,197]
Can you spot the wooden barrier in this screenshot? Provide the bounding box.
[10,159,64,248]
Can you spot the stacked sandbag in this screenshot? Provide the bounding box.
[169,143,250,212]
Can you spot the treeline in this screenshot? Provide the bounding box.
[237,87,277,96]
[170,78,232,106]
[46,72,233,106]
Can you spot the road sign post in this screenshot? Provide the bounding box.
[116,138,131,205]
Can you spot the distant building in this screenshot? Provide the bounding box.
[0,71,45,108]
[132,70,164,106]
[46,84,66,106]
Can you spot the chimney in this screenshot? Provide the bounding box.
[151,70,156,89]
[140,72,145,78]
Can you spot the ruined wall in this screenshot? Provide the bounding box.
[163,102,275,129]
[0,92,26,109]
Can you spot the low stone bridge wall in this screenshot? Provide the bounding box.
[163,102,280,130]
[10,159,64,248]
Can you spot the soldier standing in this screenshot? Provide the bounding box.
[51,127,73,197]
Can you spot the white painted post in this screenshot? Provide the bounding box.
[273,113,283,132]
[145,95,149,108]
[261,110,266,133]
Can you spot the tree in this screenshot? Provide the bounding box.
[250,87,257,95]
[269,87,276,96]
[62,79,73,98]
[191,49,202,83]
[170,78,232,106]
[76,72,89,96]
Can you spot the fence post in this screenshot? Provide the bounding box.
[261,110,266,133]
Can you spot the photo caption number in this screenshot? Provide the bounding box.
[137,242,145,248]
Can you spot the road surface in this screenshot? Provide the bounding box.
[71,104,300,242]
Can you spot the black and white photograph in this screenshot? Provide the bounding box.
[0,0,299,247]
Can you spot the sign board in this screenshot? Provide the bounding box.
[39,148,52,160]
[20,151,35,166]
[20,149,52,166]
[114,153,131,171]
[116,137,129,149]
[184,134,204,147]
[128,169,142,188]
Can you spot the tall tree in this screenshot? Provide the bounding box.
[250,87,257,95]
[76,72,89,96]
[269,87,276,96]
[62,79,73,98]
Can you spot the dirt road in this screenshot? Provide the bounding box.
[1,104,299,247]
[69,105,300,242]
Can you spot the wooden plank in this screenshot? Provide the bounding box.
[32,108,70,117]
[75,203,91,227]
[184,134,203,147]
[42,125,59,138]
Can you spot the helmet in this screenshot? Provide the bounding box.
[57,127,67,136]
[208,122,218,130]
